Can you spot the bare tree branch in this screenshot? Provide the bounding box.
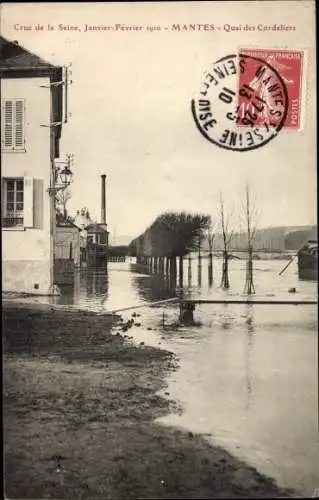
[242,182,259,294]
[55,188,72,218]
[218,192,232,289]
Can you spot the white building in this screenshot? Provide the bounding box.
[1,37,64,294]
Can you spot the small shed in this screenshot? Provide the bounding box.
[297,239,318,281]
[85,223,109,267]
[55,219,81,266]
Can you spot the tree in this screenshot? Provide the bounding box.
[55,188,72,219]
[242,183,259,294]
[218,193,233,289]
[128,211,211,284]
[129,211,211,258]
[207,225,215,286]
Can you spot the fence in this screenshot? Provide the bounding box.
[107,255,126,262]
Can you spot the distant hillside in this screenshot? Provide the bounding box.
[125,225,317,253]
[202,225,317,252]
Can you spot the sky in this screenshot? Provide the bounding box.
[1,1,317,243]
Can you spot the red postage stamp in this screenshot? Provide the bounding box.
[238,48,304,130]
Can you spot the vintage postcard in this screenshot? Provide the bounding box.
[1,1,317,499]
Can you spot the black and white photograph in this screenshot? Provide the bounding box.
[1,1,318,498]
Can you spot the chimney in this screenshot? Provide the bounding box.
[101,174,106,224]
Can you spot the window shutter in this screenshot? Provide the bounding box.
[1,179,6,218]
[4,100,13,147]
[24,177,34,227]
[33,179,44,229]
[15,100,24,148]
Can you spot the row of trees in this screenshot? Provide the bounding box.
[129,211,211,258]
[130,184,259,294]
[129,211,211,285]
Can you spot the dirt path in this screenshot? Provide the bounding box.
[3,303,295,499]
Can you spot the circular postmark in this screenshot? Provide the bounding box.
[191,53,289,152]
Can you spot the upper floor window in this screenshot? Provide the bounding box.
[1,99,25,151]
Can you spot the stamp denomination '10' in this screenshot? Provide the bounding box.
[191,54,289,152]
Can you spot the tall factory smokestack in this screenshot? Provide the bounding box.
[101,174,106,224]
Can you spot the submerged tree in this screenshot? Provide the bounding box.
[242,183,259,294]
[218,193,233,289]
[128,211,211,281]
[207,226,215,286]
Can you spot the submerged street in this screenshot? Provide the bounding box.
[7,257,318,496]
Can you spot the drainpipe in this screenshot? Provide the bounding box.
[49,87,60,296]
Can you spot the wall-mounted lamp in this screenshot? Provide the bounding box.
[48,154,74,197]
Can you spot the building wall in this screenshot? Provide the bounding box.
[55,226,81,266]
[80,229,88,248]
[1,76,52,294]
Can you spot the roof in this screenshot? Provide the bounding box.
[85,223,108,233]
[56,219,81,231]
[298,240,318,253]
[302,239,317,246]
[0,36,58,71]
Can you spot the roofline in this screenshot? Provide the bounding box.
[0,66,63,80]
[56,222,81,231]
[0,36,62,73]
[85,224,109,231]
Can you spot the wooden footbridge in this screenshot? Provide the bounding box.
[102,295,317,323]
[178,297,317,322]
[180,298,317,306]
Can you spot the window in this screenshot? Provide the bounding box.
[2,178,24,227]
[1,99,25,151]
[98,232,106,244]
[1,177,43,229]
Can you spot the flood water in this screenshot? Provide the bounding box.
[8,256,318,496]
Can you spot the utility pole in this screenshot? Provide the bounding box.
[49,105,55,295]
[44,63,73,295]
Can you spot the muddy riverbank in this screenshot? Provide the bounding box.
[3,303,296,498]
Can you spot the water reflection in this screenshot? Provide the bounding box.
[84,269,109,300]
[218,303,235,331]
[54,268,109,308]
[52,257,316,311]
[130,261,179,303]
[132,272,176,302]
[244,304,255,410]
